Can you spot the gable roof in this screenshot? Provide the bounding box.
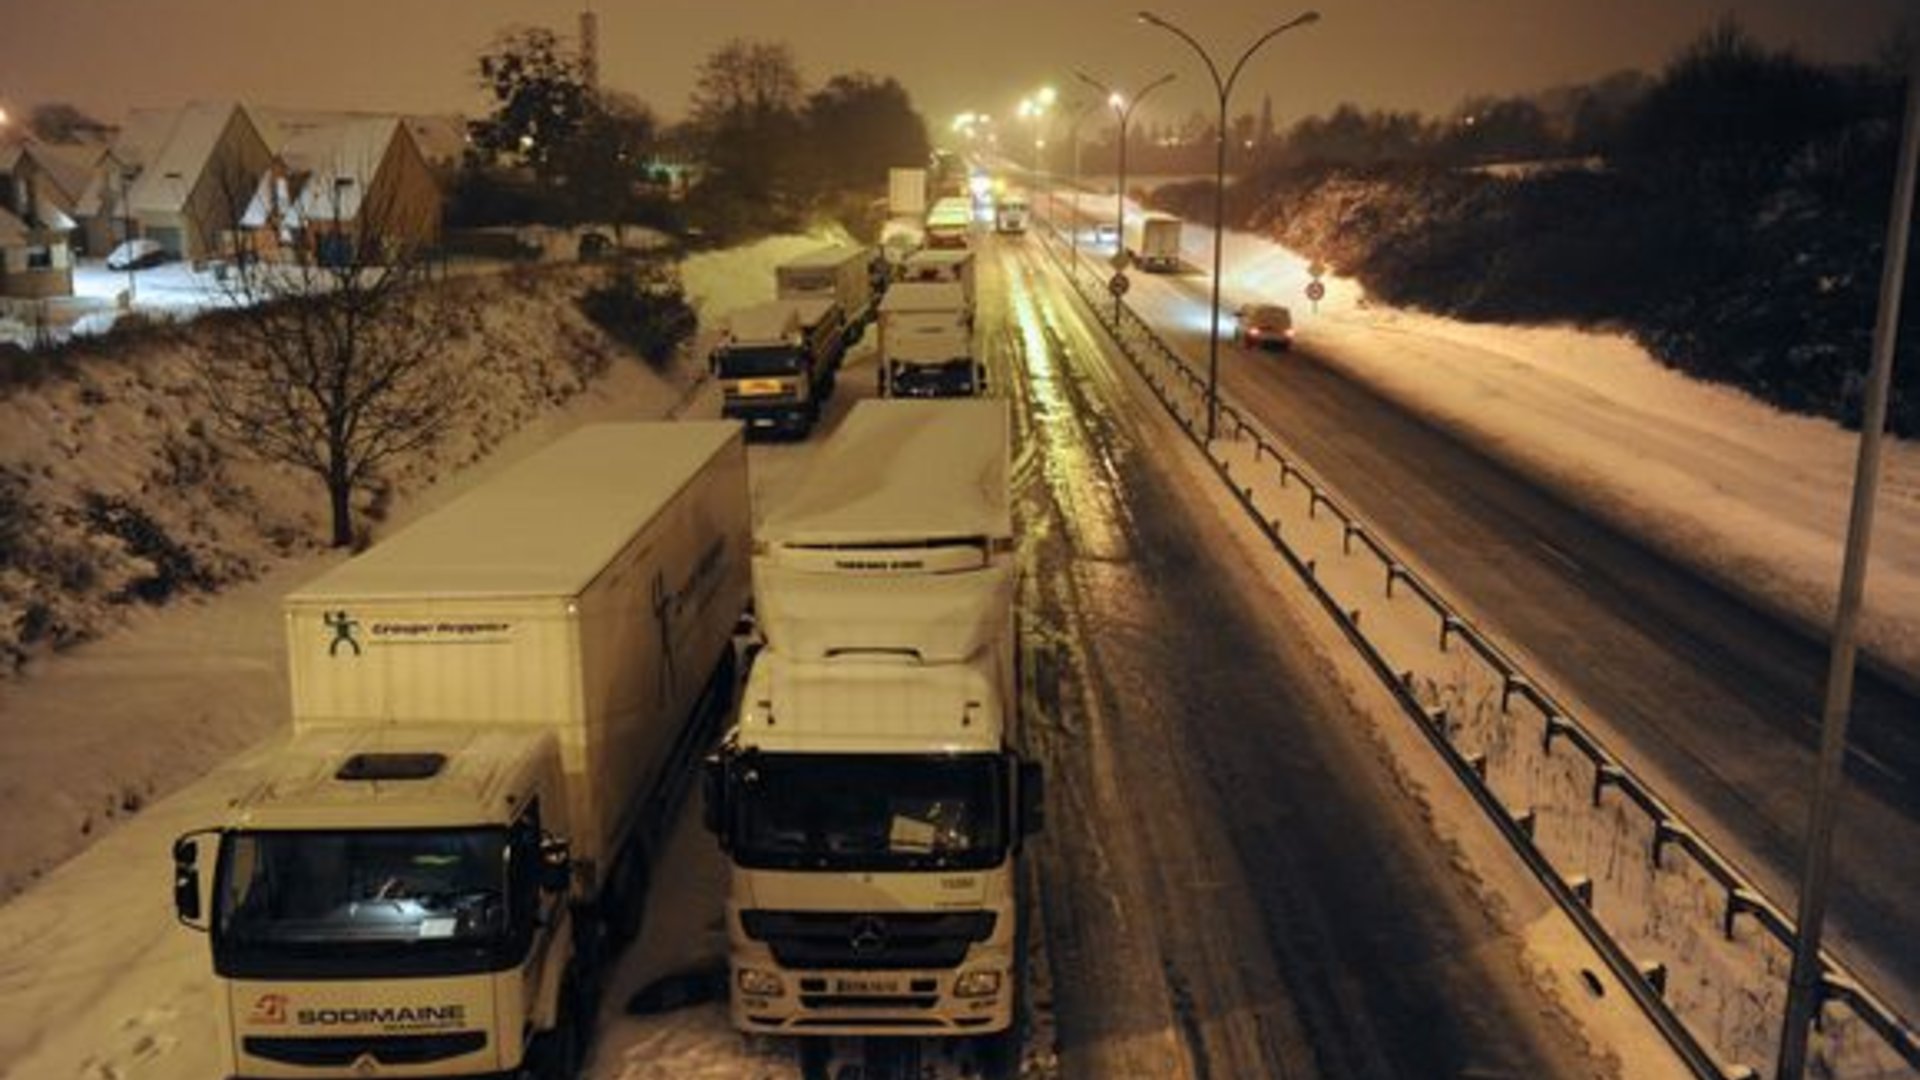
[128,102,259,215]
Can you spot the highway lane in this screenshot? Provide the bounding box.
[1112,257,1920,1010]
[985,232,1613,1079]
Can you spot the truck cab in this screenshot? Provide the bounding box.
[712,299,846,438]
[174,727,587,1078]
[702,401,1042,1051]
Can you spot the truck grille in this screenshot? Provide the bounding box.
[242,1031,486,1066]
[740,910,995,970]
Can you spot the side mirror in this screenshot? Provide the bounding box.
[538,835,572,894]
[172,830,216,930]
[1018,761,1045,838]
[701,757,728,845]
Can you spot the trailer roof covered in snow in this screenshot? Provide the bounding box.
[288,422,740,600]
[761,399,1010,547]
[779,244,869,271]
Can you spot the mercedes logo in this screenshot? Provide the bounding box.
[849,915,888,954]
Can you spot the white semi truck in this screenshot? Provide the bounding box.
[776,244,879,334]
[702,400,1043,1060]
[878,281,979,398]
[170,423,752,1080]
[712,299,848,438]
[1124,211,1184,273]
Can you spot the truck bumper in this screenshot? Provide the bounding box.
[722,401,816,439]
[728,950,1015,1037]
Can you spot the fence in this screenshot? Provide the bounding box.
[1034,222,1920,1080]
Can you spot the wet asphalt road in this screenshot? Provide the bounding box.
[983,236,1609,1080]
[1116,264,1920,1011]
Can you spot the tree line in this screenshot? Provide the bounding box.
[459,28,931,242]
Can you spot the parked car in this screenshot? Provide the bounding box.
[1235,303,1294,351]
[105,238,167,271]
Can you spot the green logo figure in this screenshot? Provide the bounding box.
[324,610,361,657]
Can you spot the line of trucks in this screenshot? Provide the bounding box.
[170,404,1040,1079]
[711,176,987,426]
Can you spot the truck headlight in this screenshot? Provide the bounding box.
[737,968,784,997]
[953,969,1002,998]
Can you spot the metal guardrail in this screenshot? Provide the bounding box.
[1032,221,1920,1080]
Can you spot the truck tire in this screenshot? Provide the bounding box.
[522,971,587,1080]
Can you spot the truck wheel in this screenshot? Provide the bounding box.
[971,1029,1019,1080]
[797,1038,833,1080]
[522,1022,578,1080]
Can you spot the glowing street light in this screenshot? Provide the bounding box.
[1139,8,1320,442]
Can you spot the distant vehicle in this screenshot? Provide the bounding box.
[776,244,878,332]
[994,196,1030,234]
[878,281,978,397]
[1235,303,1295,351]
[1094,221,1119,246]
[105,238,166,271]
[889,166,928,218]
[926,196,974,249]
[1124,212,1182,272]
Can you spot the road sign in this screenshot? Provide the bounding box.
[1305,280,1326,302]
[1110,250,1131,271]
[1108,273,1130,298]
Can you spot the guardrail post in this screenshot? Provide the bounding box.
[1592,762,1626,808]
[1652,819,1689,870]
[1385,563,1403,597]
[1501,674,1532,713]
[1639,960,1669,998]
[1514,808,1537,839]
[1440,614,1463,652]
[1725,887,1764,941]
[1566,874,1594,906]
[1541,713,1573,754]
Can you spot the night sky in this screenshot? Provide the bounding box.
[0,0,1909,135]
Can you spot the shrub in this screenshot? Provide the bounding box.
[579,261,699,368]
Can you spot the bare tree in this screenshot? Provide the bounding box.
[194,152,467,548]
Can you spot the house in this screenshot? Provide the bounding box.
[0,141,79,298]
[241,114,442,262]
[70,108,176,256]
[123,102,272,264]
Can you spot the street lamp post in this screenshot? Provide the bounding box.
[1075,70,1175,319]
[1054,98,1093,265]
[1139,9,1319,442]
[120,165,139,308]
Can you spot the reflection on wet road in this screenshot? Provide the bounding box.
[986,237,1607,1079]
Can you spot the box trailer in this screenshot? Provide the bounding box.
[172,422,752,1080]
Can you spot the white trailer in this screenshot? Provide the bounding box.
[925,196,974,250]
[777,243,878,330]
[172,423,752,1080]
[889,167,928,218]
[878,281,979,398]
[704,400,1043,1059]
[899,248,976,308]
[1124,211,1184,272]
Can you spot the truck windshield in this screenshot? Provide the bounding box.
[717,346,805,378]
[730,753,1006,872]
[213,828,519,977]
